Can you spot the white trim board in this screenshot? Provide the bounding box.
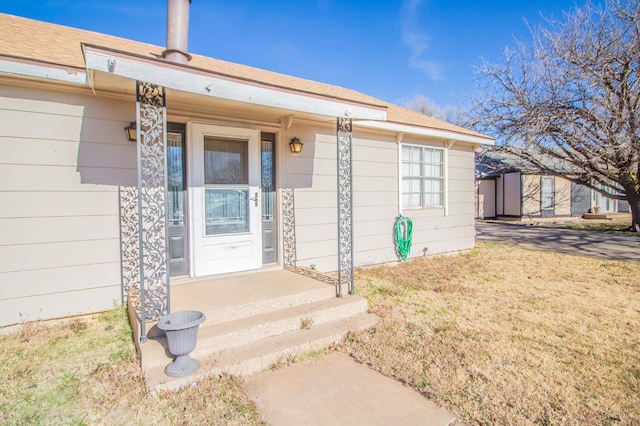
[355,120,494,145]
[83,47,387,121]
[0,58,88,85]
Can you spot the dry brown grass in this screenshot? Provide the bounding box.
[344,242,640,425]
[0,308,263,425]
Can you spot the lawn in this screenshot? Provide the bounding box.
[517,213,639,236]
[344,242,640,425]
[1,242,639,425]
[557,221,639,236]
[0,309,263,425]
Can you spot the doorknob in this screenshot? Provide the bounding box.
[250,192,258,207]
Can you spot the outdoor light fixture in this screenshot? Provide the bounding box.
[125,121,137,142]
[289,137,303,153]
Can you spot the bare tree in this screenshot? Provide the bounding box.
[401,94,471,127]
[401,94,441,117]
[473,0,640,231]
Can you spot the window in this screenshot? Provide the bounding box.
[260,132,276,222]
[401,145,445,208]
[203,137,250,234]
[167,128,186,227]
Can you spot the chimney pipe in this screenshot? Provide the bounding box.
[163,0,192,64]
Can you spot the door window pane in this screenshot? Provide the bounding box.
[204,137,250,235]
[205,188,249,234]
[261,133,275,221]
[204,137,248,184]
[167,131,185,227]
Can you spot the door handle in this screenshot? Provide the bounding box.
[250,192,258,207]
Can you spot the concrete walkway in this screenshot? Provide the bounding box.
[245,353,461,426]
[476,222,639,263]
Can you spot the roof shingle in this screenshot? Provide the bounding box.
[0,13,491,141]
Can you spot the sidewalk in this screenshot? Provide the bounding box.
[244,353,463,426]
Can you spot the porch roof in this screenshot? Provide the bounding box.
[0,13,493,144]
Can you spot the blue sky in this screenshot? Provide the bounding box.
[2,0,592,108]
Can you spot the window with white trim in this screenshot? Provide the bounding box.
[401,144,445,208]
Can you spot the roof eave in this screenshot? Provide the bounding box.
[82,45,387,120]
[0,55,88,85]
[354,120,495,146]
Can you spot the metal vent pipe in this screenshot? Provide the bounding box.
[163,0,192,64]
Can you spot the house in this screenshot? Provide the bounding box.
[0,5,493,333]
[476,148,629,219]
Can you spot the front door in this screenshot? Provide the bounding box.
[189,123,262,276]
[540,176,555,217]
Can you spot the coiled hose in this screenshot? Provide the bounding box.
[394,215,413,261]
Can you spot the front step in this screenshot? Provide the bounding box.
[136,272,379,391]
[142,295,369,372]
[147,311,378,391]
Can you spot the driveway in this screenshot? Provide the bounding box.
[475,222,639,263]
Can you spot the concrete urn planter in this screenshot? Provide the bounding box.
[157,310,206,377]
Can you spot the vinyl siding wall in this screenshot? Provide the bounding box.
[522,174,541,216]
[477,179,496,218]
[553,177,572,216]
[287,125,476,272]
[0,83,135,327]
[522,175,572,217]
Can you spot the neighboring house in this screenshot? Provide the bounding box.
[476,148,629,219]
[0,9,493,329]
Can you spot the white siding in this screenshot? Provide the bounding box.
[0,84,135,327]
[286,125,477,272]
[477,179,496,218]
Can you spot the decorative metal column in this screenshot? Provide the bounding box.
[337,117,354,296]
[282,187,297,269]
[119,186,139,302]
[136,81,170,342]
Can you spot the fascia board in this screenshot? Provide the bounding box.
[355,120,495,145]
[83,47,387,120]
[0,57,87,85]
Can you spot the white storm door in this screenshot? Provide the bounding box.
[190,123,261,276]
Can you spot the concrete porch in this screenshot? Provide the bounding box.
[129,269,378,391]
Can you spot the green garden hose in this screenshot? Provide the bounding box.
[394,215,413,261]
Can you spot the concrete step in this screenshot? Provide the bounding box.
[169,270,338,325]
[147,311,379,391]
[193,295,368,357]
[142,295,368,371]
[198,284,337,325]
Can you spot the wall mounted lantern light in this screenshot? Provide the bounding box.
[289,137,303,153]
[125,122,137,142]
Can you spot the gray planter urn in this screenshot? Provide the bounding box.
[157,310,206,377]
